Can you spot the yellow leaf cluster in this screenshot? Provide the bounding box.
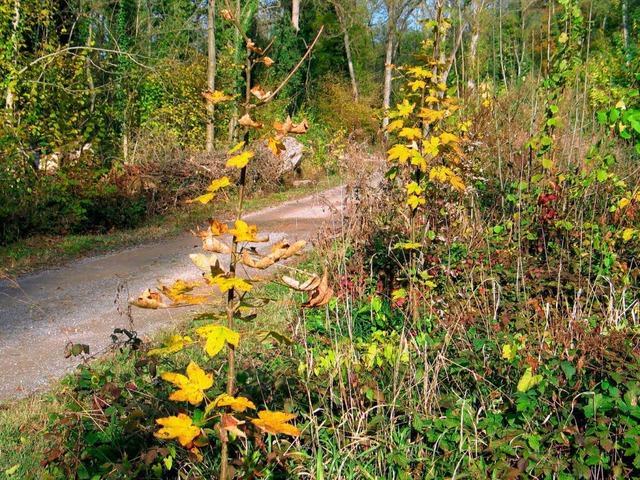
[161,361,213,405]
[155,413,200,446]
[162,279,210,305]
[196,324,240,357]
[399,127,422,140]
[202,90,232,104]
[251,410,301,437]
[417,108,444,124]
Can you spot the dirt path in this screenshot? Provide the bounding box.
[0,186,347,404]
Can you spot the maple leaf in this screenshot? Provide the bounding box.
[228,220,268,242]
[262,56,275,67]
[438,132,459,145]
[268,137,286,156]
[130,289,167,309]
[424,95,440,104]
[147,335,193,356]
[161,361,213,405]
[409,80,426,91]
[387,119,404,132]
[226,151,255,169]
[273,116,309,137]
[189,253,225,277]
[227,141,245,154]
[399,127,422,140]
[387,144,414,163]
[202,90,232,104]
[155,413,201,446]
[196,324,240,357]
[405,182,423,196]
[409,152,427,172]
[162,279,210,305]
[188,192,215,205]
[250,85,271,100]
[251,410,301,437]
[406,66,433,79]
[417,107,444,123]
[220,414,247,439]
[238,114,263,128]
[395,99,416,117]
[206,393,256,413]
[209,219,229,236]
[407,195,425,210]
[206,274,254,293]
[246,39,264,54]
[423,136,440,157]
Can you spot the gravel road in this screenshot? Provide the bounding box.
[0,186,346,404]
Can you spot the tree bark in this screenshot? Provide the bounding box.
[381,23,394,133]
[343,29,359,102]
[5,0,21,110]
[206,0,216,152]
[292,0,300,31]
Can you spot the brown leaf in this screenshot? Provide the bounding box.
[273,116,309,138]
[220,9,233,20]
[246,40,264,55]
[262,56,275,67]
[202,90,232,104]
[302,268,333,308]
[130,289,167,309]
[221,414,247,439]
[238,113,263,129]
[250,85,271,100]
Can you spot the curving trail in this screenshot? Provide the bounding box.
[0,186,346,403]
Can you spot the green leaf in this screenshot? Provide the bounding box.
[517,367,543,392]
[596,169,608,182]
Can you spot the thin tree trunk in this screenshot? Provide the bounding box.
[622,0,629,65]
[343,29,358,102]
[5,0,21,110]
[382,25,394,133]
[206,0,216,152]
[292,0,300,31]
[86,23,96,113]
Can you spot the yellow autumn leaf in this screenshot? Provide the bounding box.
[424,95,440,104]
[406,66,432,79]
[251,410,301,437]
[387,144,414,163]
[405,182,423,196]
[155,413,201,446]
[417,107,444,123]
[618,197,631,209]
[202,90,232,104]
[161,361,213,405]
[226,151,255,169]
[516,367,543,393]
[423,136,440,156]
[439,132,459,145]
[208,176,230,192]
[188,192,215,205]
[228,220,267,242]
[147,335,193,356]
[409,152,428,172]
[161,279,210,305]
[399,127,422,140]
[409,80,426,91]
[449,174,466,191]
[196,324,240,357]
[227,141,245,154]
[268,137,286,156]
[206,393,256,413]
[407,195,425,210]
[206,274,254,293]
[396,99,416,117]
[387,119,404,132]
[622,228,636,242]
[429,166,450,183]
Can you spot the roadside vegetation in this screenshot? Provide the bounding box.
[2,0,640,479]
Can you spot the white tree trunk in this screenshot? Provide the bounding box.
[382,27,394,133]
[206,0,216,152]
[5,0,21,110]
[292,0,300,31]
